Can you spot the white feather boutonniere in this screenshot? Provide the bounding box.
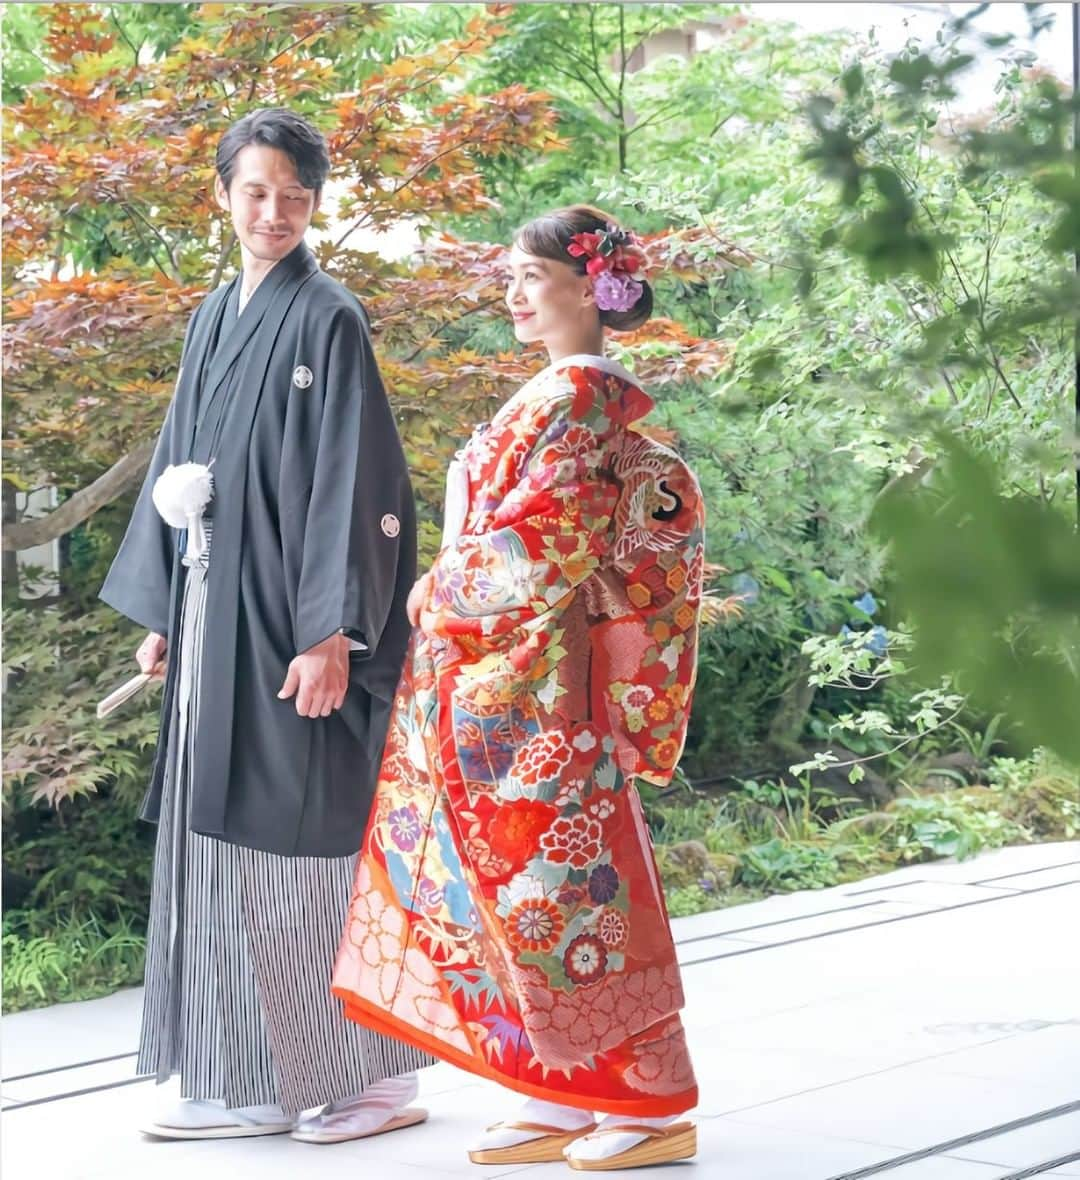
[152,462,214,561]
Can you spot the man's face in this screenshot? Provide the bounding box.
[214,144,320,262]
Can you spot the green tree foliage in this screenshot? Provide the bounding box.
[3,4,1077,1007]
[797,5,1080,760]
[2,4,736,1008]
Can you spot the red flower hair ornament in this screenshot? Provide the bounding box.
[567,223,651,313]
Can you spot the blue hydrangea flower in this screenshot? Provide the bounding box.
[853,591,878,616]
[732,573,761,605]
[866,625,888,656]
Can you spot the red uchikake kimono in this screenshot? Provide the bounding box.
[333,354,705,1116]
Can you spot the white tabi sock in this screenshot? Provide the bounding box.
[469,1097,595,1151]
[149,1098,291,1130]
[564,1112,682,1162]
[292,1073,419,1138]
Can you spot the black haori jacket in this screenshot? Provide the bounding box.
[101,243,416,856]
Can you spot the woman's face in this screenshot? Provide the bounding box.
[505,243,596,349]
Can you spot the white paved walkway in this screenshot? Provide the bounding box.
[3,840,1078,1179]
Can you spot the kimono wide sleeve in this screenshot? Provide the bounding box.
[99,306,202,637]
[596,448,706,788]
[289,307,416,660]
[424,392,622,650]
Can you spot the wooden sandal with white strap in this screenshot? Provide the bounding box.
[468,1120,599,1165]
[564,1121,697,1171]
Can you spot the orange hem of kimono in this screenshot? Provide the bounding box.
[333,989,698,1118]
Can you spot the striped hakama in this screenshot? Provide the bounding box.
[137,526,433,1115]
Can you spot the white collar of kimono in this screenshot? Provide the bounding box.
[542,352,640,387]
[237,258,282,314]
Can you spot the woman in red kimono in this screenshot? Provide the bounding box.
[333,206,705,1170]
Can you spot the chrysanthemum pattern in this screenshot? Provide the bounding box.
[598,906,630,949]
[506,897,564,952]
[564,932,608,985]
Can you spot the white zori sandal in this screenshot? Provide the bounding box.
[564,1121,698,1171]
[141,1100,294,1140]
[290,1074,428,1144]
[468,1120,599,1165]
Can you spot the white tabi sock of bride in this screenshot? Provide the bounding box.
[564,1112,682,1162]
[469,1097,594,1151]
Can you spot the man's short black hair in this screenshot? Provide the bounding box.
[216,107,331,194]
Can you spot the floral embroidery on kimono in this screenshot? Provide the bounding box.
[333,357,705,1116]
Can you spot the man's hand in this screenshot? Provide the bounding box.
[278,632,350,718]
[137,631,167,682]
[407,570,434,627]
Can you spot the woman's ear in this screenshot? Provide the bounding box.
[581,275,597,308]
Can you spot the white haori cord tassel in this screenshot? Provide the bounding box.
[152,462,214,561]
[441,453,469,548]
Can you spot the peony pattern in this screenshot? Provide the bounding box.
[511,730,574,787]
[539,814,604,869]
[488,798,558,864]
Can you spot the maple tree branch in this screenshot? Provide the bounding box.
[624,99,683,138]
[267,19,330,67]
[210,229,237,290]
[336,31,498,160]
[116,208,171,282]
[334,131,491,249]
[121,202,182,282]
[51,227,66,281]
[543,60,619,120]
[542,25,618,113]
[244,31,271,103]
[108,11,142,68]
[625,16,671,65]
[616,6,628,170]
[2,439,156,552]
[586,8,617,107]
[402,296,505,363]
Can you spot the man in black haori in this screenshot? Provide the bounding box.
[101,108,433,1143]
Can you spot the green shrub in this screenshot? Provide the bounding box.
[2,913,146,1010]
[2,786,154,1012]
[738,837,841,891]
[646,748,1073,917]
[665,885,715,919]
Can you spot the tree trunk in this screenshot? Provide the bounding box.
[1,439,154,553]
[765,658,818,756]
[2,480,19,597]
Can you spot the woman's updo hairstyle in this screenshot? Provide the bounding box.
[513,204,654,333]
